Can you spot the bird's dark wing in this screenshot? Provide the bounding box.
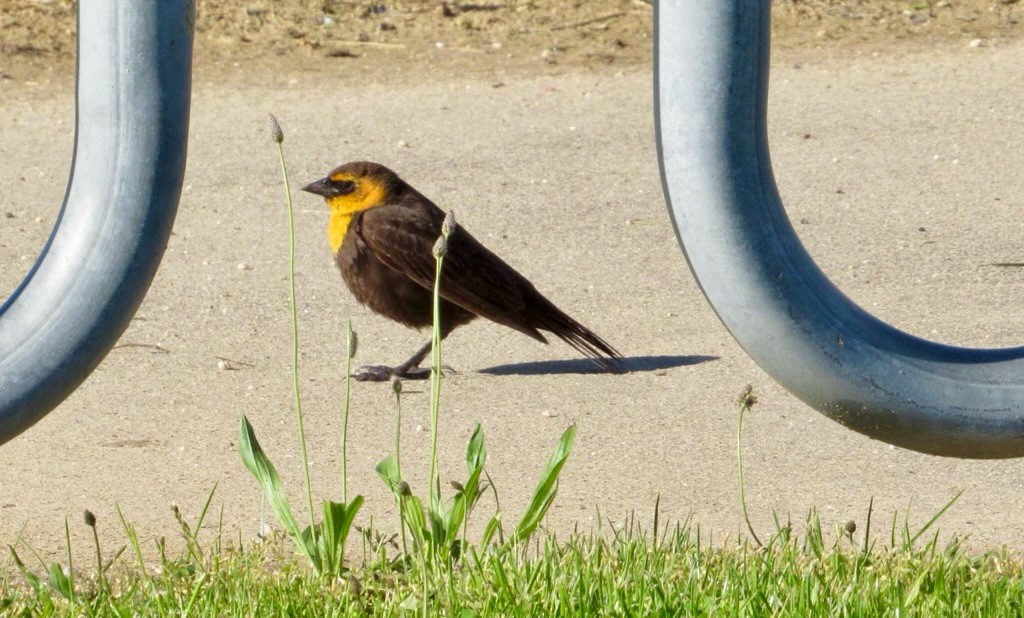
[358,201,547,342]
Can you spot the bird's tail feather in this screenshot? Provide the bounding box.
[533,304,623,373]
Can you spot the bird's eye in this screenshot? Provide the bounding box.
[332,180,357,195]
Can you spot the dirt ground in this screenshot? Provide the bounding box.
[1,1,1024,568]
[3,0,1024,81]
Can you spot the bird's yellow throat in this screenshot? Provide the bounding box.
[325,178,389,253]
[327,212,353,254]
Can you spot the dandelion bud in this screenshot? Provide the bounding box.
[346,327,358,359]
[83,510,96,528]
[441,210,457,238]
[737,384,758,409]
[843,520,856,536]
[267,114,284,144]
[397,481,412,497]
[432,236,448,259]
[391,376,403,395]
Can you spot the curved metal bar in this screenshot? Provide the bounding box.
[655,0,1024,458]
[0,0,194,445]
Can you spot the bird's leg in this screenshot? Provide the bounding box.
[353,334,453,382]
[390,340,435,380]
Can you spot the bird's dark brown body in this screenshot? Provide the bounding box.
[335,199,476,337]
[303,161,622,380]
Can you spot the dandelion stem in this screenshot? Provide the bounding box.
[341,320,354,503]
[737,385,762,548]
[428,242,444,505]
[427,213,454,508]
[273,122,315,534]
[394,381,403,478]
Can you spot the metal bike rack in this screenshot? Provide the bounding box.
[0,1,193,445]
[656,0,1024,458]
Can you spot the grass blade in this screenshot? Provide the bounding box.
[908,490,963,549]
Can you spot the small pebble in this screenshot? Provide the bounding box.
[237,262,253,271]
[217,359,229,370]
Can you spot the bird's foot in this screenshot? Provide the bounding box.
[352,365,401,382]
[352,364,454,382]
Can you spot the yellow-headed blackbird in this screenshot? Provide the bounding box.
[302,161,622,381]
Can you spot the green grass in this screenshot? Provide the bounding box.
[5,513,1024,617]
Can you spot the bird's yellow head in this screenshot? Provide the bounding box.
[303,161,401,253]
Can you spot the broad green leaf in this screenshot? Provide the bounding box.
[46,564,73,601]
[299,525,323,571]
[403,495,428,547]
[446,493,468,542]
[511,425,576,545]
[466,424,485,475]
[463,425,487,512]
[319,497,364,574]
[238,416,314,564]
[428,507,447,550]
[376,455,400,494]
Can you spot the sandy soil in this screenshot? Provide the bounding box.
[1,2,1023,567]
[3,0,1024,81]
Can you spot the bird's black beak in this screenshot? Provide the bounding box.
[302,177,332,197]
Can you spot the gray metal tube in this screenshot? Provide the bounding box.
[0,1,193,445]
[655,0,1024,458]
